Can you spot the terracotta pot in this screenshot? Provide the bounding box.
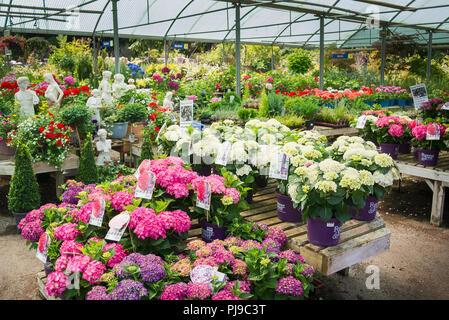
[126,122,145,139]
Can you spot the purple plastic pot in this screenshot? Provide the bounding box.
[246,189,253,204]
[413,147,421,159]
[418,149,439,167]
[275,191,303,222]
[380,143,399,160]
[201,220,227,243]
[307,216,342,247]
[255,175,268,188]
[398,142,411,154]
[350,196,379,221]
[196,164,212,176]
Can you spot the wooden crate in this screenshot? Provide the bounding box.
[37,271,61,300]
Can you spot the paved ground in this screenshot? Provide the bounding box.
[1,174,448,300]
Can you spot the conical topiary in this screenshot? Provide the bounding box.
[8,143,41,213]
[76,133,98,184]
[138,126,154,166]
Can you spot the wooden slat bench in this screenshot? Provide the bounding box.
[395,152,449,226]
[188,180,391,276]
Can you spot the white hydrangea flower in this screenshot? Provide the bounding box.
[359,170,374,186]
[374,154,394,168]
[373,170,394,187]
[318,158,345,173]
[288,183,299,200]
[236,164,252,176]
[316,180,337,193]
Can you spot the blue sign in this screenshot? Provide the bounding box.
[332,53,348,59]
[173,43,185,50]
[102,40,113,48]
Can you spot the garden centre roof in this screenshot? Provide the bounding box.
[1,0,449,49]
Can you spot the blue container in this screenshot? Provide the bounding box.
[397,99,407,107]
[192,121,204,131]
[109,122,129,139]
[379,101,389,108]
[389,99,397,106]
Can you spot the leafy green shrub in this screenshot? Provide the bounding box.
[76,133,98,184]
[209,101,223,111]
[76,55,93,81]
[286,96,321,120]
[224,91,241,106]
[237,108,258,122]
[59,55,76,75]
[274,114,305,128]
[287,49,312,75]
[260,91,284,117]
[59,104,94,135]
[138,126,154,166]
[117,103,148,123]
[97,164,134,183]
[8,143,40,213]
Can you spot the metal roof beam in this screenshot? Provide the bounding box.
[0,2,103,14]
[353,0,417,11]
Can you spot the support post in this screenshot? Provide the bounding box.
[319,16,324,90]
[222,42,226,64]
[93,36,98,76]
[235,3,241,97]
[112,0,120,74]
[427,31,433,84]
[380,26,387,86]
[164,39,168,66]
[271,46,274,70]
[430,180,445,227]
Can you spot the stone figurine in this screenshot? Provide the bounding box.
[98,71,113,106]
[14,76,39,119]
[95,128,112,166]
[86,89,103,124]
[44,73,64,108]
[163,91,174,109]
[112,73,127,99]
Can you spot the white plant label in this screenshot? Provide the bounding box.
[156,121,167,142]
[441,102,449,110]
[326,222,335,228]
[215,141,232,166]
[89,197,106,227]
[426,124,440,141]
[36,232,51,263]
[356,115,367,129]
[134,159,150,180]
[269,152,289,180]
[179,100,194,128]
[105,213,130,242]
[135,171,156,200]
[196,180,211,211]
[410,83,429,110]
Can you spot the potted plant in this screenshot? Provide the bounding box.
[118,103,149,140]
[373,116,409,159]
[411,122,447,166]
[295,99,321,130]
[0,113,17,156]
[7,143,41,226]
[395,90,410,107]
[59,103,95,141]
[102,105,128,139]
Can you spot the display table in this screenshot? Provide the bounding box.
[314,125,358,139]
[395,152,449,226]
[188,180,391,276]
[0,153,79,197]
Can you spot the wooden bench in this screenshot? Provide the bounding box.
[188,180,391,276]
[314,126,358,139]
[0,153,79,197]
[396,152,449,226]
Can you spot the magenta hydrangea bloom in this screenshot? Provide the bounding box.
[111,191,135,212]
[276,276,303,296]
[55,255,71,272]
[129,207,156,230]
[186,282,212,300]
[279,250,306,264]
[262,238,282,250]
[45,271,69,297]
[86,286,112,300]
[60,240,83,257]
[166,183,190,198]
[224,280,251,293]
[53,222,81,241]
[224,187,240,203]
[207,239,226,251]
[156,209,191,233]
[103,243,128,268]
[193,257,219,268]
[160,283,188,300]
[265,226,287,247]
[212,248,235,265]
[66,254,92,273]
[388,124,404,137]
[83,260,106,284]
[301,265,314,278]
[132,213,166,240]
[211,289,242,300]
[253,222,269,231]
[20,219,44,242]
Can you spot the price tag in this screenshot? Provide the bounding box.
[36,232,51,263]
[169,112,177,123]
[105,213,130,242]
[269,152,289,180]
[196,180,211,211]
[410,83,429,110]
[441,102,449,110]
[356,115,367,129]
[135,171,156,199]
[89,197,106,227]
[179,100,194,128]
[426,124,440,141]
[215,141,232,166]
[190,265,227,290]
[134,159,150,180]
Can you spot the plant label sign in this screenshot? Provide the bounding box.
[441,102,449,110]
[269,152,289,180]
[426,124,440,141]
[105,213,130,242]
[215,141,232,166]
[179,100,194,128]
[190,265,227,290]
[135,170,156,200]
[89,197,106,227]
[410,84,429,110]
[36,232,51,263]
[156,121,167,142]
[196,180,211,211]
[169,112,177,123]
[356,115,367,129]
[134,159,150,180]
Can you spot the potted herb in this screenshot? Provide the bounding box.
[118,103,149,140]
[8,143,41,226]
[291,98,320,130]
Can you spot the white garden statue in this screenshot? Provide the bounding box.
[98,71,113,106]
[163,91,174,110]
[44,73,64,108]
[86,89,103,124]
[96,128,112,166]
[112,73,127,99]
[14,76,39,119]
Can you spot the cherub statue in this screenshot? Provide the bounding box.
[112,73,127,99]
[86,89,103,124]
[44,73,64,108]
[14,76,39,119]
[163,91,174,110]
[95,128,112,166]
[98,71,113,105]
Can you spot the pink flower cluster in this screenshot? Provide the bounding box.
[111,191,135,212]
[45,271,69,296]
[53,222,81,241]
[388,124,404,137]
[103,243,128,268]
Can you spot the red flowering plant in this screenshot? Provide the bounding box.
[147,101,176,141]
[410,121,447,151]
[7,113,73,168]
[60,85,91,108]
[372,116,411,145]
[0,113,19,143]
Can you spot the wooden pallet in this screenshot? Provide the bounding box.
[314,126,358,138]
[395,151,449,226]
[188,180,391,276]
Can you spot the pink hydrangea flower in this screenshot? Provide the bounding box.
[212,289,242,300]
[45,271,69,297]
[132,213,166,240]
[186,282,212,300]
[412,125,428,140]
[231,259,247,276]
[82,260,106,284]
[66,255,92,273]
[193,257,219,268]
[103,243,128,268]
[53,223,81,241]
[60,240,83,257]
[156,210,191,233]
[279,250,306,264]
[388,124,404,137]
[160,283,188,300]
[224,187,240,203]
[111,191,135,212]
[187,239,206,251]
[55,255,71,272]
[129,207,156,229]
[212,248,235,264]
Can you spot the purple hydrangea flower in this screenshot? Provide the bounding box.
[61,186,83,205]
[276,276,303,296]
[86,286,112,300]
[140,261,166,283]
[111,279,148,300]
